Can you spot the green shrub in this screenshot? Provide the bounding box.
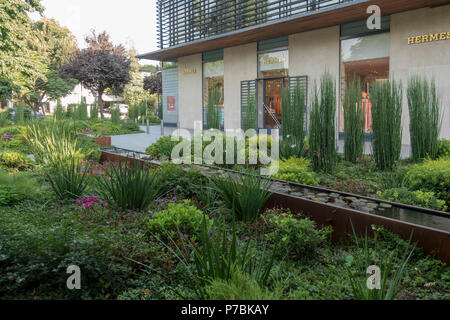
[438,139,450,158]
[0,110,9,127]
[90,104,98,120]
[204,266,282,300]
[309,72,337,173]
[273,157,318,186]
[156,163,205,198]
[370,80,403,170]
[0,170,40,205]
[211,170,273,222]
[0,207,129,299]
[407,76,442,161]
[146,135,184,159]
[264,211,332,259]
[405,158,450,207]
[120,121,140,133]
[91,121,121,136]
[96,162,163,212]
[377,187,447,212]
[0,151,31,170]
[111,106,121,125]
[45,158,91,200]
[148,200,211,242]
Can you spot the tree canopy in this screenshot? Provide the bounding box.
[60,31,131,118]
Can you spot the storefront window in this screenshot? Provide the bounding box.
[203,59,224,128]
[340,32,390,133]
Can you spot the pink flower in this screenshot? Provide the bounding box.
[76,200,81,206]
[86,203,93,209]
[103,202,108,207]
[82,197,89,203]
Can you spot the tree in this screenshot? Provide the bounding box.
[60,31,131,119]
[0,0,43,95]
[144,71,162,119]
[123,48,152,107]
[21,18,78,114]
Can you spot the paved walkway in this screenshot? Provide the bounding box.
[111,125,177,152]
[111,126,412,158]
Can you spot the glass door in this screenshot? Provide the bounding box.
[263,78,283,129]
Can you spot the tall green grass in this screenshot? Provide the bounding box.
[370,80,403,171]
[343,77,365,163]
[96,161,163,212]
[206,87,222,130]
[282,82,306,158]
[111,106,121,125]
[0,110,9,128]
[407,76,442,162]
[210,170,273,222]
[309,72,337,173]
[54,103,65,120]
[90,105,98,120]
[242,94,257,132]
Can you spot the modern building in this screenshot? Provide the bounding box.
[139,0,450,144]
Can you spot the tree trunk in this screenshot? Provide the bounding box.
[98,89,104,119]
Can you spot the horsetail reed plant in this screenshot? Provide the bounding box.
[96,161,163,212]
[242,94,257,132]
[309,72,337,173]
[407,76,442,162]
[54,103,65,120]
[370,80,403,171]
[282,81,306,158]
[206,87,222,130]
[343,77,365,163]
[0,110,9,128]
[211,170,273,222]
[74,102,88,120]
[15,105,25,124]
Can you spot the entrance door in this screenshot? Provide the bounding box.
[261,78,288,130]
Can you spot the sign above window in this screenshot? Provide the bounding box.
[408,32,450,45]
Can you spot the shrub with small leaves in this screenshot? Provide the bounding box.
[264,211,332,259]
[273,157,318,186]
[438,139,450,158]
[377,187,447,212]
[0,151,31,170]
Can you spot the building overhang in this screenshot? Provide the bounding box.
[138,0,450,61]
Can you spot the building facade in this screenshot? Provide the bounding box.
[140,0,450,144]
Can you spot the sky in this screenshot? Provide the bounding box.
[32,0,159,65]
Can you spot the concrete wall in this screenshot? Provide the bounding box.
[289,26,340,133]
[390,6,450,143]
[224,43,258,130]
[178,54,203,129]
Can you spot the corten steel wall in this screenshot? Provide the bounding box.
[178,54,203,129]
[224,42,258,131]
[266,192,450,265]
[390,5,450,143]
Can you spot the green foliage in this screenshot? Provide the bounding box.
[343,78,365,163]
[120,121,140,133]
[111,106,121,125]
[438,139,450,158]
[91,121,121,136]
[405,157,450,208]
[90,104,98,120]
[345,227,415,300]
[377,187,447,212]
[309,72,337,173]
[45,158,91,200]
[54,103,65,120]
[264,211,332,259]
[148,200,212,242]
[0,170,40,205]
[282,82,306,158]
[211,171,272,222]
[156,163,205,198]
[0,110,10,128]
[96,162,163,212]
[242,94,257,132]
[273,157,318,186]
[128,104,139,122]
[73,102,88,121]
[370,80,403,170]
[407,76,442,162]
[146,135,184,159]
[205,87,222,130]
[0,151,31,170]
[204,266,282,300]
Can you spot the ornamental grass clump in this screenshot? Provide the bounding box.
[309,72,337,173]
[210,170,273,222]
[343,77,365,163]
[407,75,442,162]
[370,79,403,171]
[96,161,163,212]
